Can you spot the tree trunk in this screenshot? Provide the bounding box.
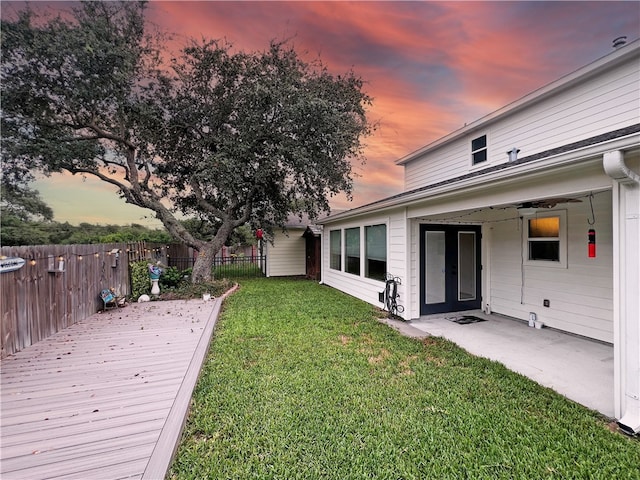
[189,219,238,284]
[191,242,218,283]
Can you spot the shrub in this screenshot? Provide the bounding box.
[130,260,151,299]
[159,266,184,289]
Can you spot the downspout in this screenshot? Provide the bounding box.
[603,150,640,435]
[318,225,324,285]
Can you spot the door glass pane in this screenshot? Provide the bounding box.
[458,232,476,301]
[425,231,446,304]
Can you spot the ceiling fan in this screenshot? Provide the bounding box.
[514,197,582,210]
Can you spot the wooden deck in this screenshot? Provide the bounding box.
[1,295,226,479]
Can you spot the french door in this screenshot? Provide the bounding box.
[420,225,481,315]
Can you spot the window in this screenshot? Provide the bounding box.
[330,223,388,280]
[471,135,487,165]
[345,227,361,275]
[365,224,387,280]
[528,217,559,261]
[330,230,341,270]
[524,211,567,267]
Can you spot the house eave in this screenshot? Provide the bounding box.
[320,128,640,224]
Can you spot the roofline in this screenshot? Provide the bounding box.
[319,125,640,224]
[396,38,640,166]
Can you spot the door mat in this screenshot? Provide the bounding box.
[450,315,487,325]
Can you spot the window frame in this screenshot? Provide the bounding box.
[523,210,567,268]
[364,224,387,281]
[471,134,488,166]
[344,227,361,276]
[327,220,389,282]
[329,229,342,271]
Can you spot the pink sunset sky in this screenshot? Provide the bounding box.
[5,1,639,226]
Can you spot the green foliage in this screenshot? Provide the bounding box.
[0,184,53,222]
[170,278,640,479]
[1,3,372,282]
[227,224,256,248]
[159,266,184,289]
[155,39,373,232]
[180,220,256,248]
[134,262,234,300]
[0,213,52,246]
[0,216,171,246]
[130,261,151,299]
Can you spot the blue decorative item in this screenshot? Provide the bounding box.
[148,263,162,295]
[148,264,162,280]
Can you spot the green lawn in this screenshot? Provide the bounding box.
[170,278,639,479]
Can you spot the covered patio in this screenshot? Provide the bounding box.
[383,311,614,418]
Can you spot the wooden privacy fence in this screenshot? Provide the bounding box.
[0,241,257,358]
[1,243,129,358]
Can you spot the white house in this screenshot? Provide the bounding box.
[318,39,639,434]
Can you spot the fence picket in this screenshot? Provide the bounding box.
[1,242,263,358]
[1,243,129,358]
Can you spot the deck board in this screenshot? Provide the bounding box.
[1,296,226,480]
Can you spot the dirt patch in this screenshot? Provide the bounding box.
[424,354,446,366]
[368,348,391,365]
[422,337,438,347]
[398,355,418,375]
[360,333,375,345]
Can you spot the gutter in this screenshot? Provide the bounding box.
[604,150,640,183]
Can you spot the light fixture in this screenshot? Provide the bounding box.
[517,206,538,216]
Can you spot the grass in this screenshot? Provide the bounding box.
[169,278,640,479]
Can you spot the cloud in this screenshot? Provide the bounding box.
[7,1,640,223]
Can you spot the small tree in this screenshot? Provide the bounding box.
[1,2,373,281]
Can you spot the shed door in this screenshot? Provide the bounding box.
[420,225,481,315]
[305,235,321,281]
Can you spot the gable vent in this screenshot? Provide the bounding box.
[507,147,520,162]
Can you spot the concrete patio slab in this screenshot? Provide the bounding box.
[406,311,614,418]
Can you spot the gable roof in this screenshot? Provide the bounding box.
[319,123,640,223]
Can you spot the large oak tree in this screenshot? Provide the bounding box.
[1,1,373,281]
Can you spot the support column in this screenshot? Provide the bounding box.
[604,150,640,435]
[481,223,492,314]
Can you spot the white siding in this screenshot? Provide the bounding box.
[266,229,306,277]
[321,210,410,318]
[488,193,613,342]
[405,58,639,191]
